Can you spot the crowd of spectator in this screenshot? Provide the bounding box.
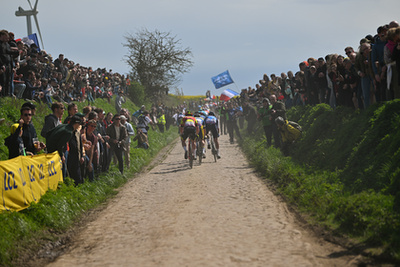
[237,20,400,111]
[1,29,130,106]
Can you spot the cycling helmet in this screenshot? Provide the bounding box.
[185,111,193,116]
[199,110,207,117]
[275,116,285,126]
[208,111,215,116]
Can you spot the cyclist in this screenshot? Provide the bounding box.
[180,111,199,159]
[204,111,221,158]
[194,112,206,158]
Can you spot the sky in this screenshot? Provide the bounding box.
[1,0,400,97]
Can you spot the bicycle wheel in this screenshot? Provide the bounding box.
[188,139,193,168]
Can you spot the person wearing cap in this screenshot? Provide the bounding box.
[21,102,37,116]
[46,114,83,182]
[106,114,128,174]
[120,115,135,169]
[132,105,145,120]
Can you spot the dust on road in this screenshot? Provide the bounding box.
[45,134,361,267]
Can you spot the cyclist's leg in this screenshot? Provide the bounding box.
[213,124,220,149]
[181,128,188,159]
[205,125,211,148]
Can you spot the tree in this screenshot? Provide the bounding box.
[123,29,194,99]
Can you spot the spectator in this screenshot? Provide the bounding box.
[385,27,400,100]
[13,70,26,99]
[0,30,19,97]
[342,57,358,108]
[226,101,242,144]
[355,42,375,108]
[11,106,45,157]
[41,102,64,138]
[5,121,26,159]
[136,111,153,135]
[275,116,302,156]
[316,57,328,104]
[94,108,110,172]
[372,25,388,102]
[392,28,400,98]
[106,114,127,174]
[157,108,166,133]
[257,98,273,146]
[82,119,98,181]
[22,70,40,100]
[115,90,126,114]
[66,116,85,185]
[269,94,286,148]
[133,128,149,149]
[242,101,257,134]
[105,112,113,127]
[120,115,135,169]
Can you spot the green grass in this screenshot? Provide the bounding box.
[0,95,178,266]
[239,101,400,264]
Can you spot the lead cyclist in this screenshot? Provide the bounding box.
[204,111,221,159]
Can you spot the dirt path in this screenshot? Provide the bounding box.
[45,134,361,267]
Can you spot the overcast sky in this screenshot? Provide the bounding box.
[1,0,399,96]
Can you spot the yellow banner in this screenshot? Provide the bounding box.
[0,152,63,212]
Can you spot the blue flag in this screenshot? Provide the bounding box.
[211,70,234,89]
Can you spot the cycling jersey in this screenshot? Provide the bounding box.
[180,116,197,128]
[205,115,218,125]
[204,115,219,138]
[195,116,205,140]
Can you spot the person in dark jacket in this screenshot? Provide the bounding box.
[106,114,127,174]
[46,115,83,159]
[269,94,287,148]
[41,102,64,138]
[5,106,45,158]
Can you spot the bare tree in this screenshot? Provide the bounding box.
[123,29,194,98]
